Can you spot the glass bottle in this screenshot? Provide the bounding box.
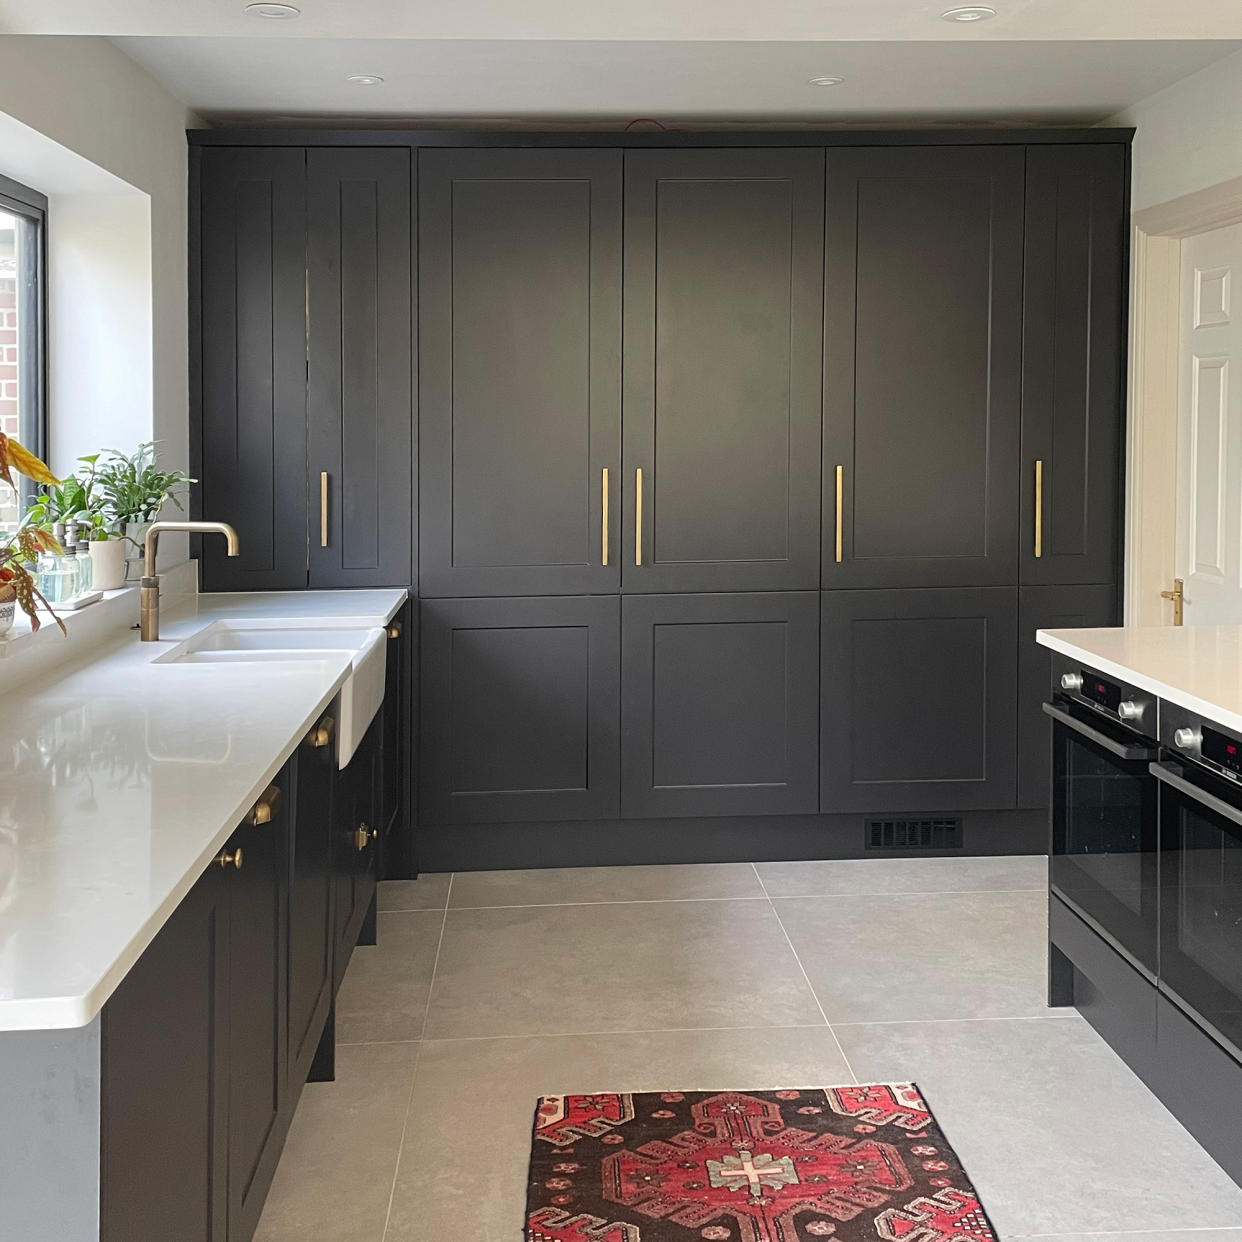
[72,520,92,593]
[37,522,79,604]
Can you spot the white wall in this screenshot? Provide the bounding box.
[1107,46,1242,213]
[0,36,197,559]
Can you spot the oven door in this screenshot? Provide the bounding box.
[1153,757,1242,1060]
[1044,699,1161,976]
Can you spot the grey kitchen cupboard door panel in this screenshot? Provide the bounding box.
[621,592,819,817]
[1017,583,1118,809]
[823,147,1024,588]
[418,150,621,597]
[198,146,308,591]
[420,595,621,823]
[1021,145,1127,587]
[623,150,824,593]
[820,588,1018,813]
[308,148,413,587]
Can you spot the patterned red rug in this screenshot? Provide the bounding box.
[526,1084,997,1242]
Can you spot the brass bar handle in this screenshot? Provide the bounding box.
[320,472,329,548]
[306,717,335,750]
[601,467,610,567]
[354,822,376,852]
[635,467,643,568]
[1034,458,1044,559]
[834,465,844,564]
[387,621,402,640]
[246,784,283,827]
[216,847,243,871]
[1161,577,1185,627]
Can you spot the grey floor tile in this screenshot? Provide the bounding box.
[254,1041,418,1242]
[777,890,1051,1022]
[835,1015,1242,1236]
[756,854,1047,898]
[1004,1235,1242,1242]
[383,1027,854,1242]
[423,899,823,1039]
[377,874,452,911]
[449,862,766,908]
[335,910,443,1044]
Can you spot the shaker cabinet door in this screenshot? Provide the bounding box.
[820,588,1018,813]
[1021,144,1127,587]
[307,147,413,588]
[621,592,820,817]
[419,595,621,823]
[418,149,622,597]
[198,147,308,590]
[823,147,1024,588]
[623,149,824,593]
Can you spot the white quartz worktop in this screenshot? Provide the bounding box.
[0,589,406,1032]
[1037,624,1242,735]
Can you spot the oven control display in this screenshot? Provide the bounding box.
[1202,726,1242,776]
[1080,671,1122,713]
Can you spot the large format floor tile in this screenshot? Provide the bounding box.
[776,889,1051,1022]
[377,874,452,912]
[335,910,443,1044]
[423,899,823,1039]
[448,862,766,908]
[756,854,1046,898]
[254,1041,418,1242]
[835,1015,1242,1236]
[383,1027,856,1242]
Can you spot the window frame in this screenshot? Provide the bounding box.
[0,171,48,511]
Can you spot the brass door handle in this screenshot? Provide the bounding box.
[216,847,243,870]
[601,466,610,567]
[635,467,643,567]
[1034,459,1044,559]
[1161,577,1185,626]
[306,717,335,750]
[246,784,282,827]
[834,465,844,564]
[320,472,329,548]
[354,822,376,852]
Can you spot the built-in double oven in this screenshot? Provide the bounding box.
[1046,653,1242,1062]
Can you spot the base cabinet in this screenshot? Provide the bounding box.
[820,588,1018,813]
[621,592,819,817]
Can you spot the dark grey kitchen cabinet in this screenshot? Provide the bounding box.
[419,595,621,823]
[418,149,622,597]
[380,607,409,844]
[224,776,291,1242]
[622,149,824,593]
[1021,145,1127,587]
[100,862,228,1242]
[821,588,1019,813]
[288,710,336,1086]
[621,592,820,817]
[823,147,1024,589]
[307,147,413,588]
[198,147,309,591]
[1017,583,1118,808]
[333,721,380,991]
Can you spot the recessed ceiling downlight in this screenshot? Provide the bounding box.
[244,2,301,17]
[346,74,386,85]
[941,5,996,20]
[809,75,844,87]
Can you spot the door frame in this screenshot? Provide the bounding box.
[1126,173,1242,624]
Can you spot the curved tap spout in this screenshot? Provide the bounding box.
[141,521,240,641]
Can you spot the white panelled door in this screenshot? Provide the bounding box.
[1177,222,1242,624]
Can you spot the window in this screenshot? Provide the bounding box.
[0,173,46,532]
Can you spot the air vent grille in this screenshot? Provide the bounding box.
[864,817,963,851]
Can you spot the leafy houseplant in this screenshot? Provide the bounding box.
[0,433,65,634]
[93,442,195,541]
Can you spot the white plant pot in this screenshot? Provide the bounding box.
[0,593,14,637]
[89,540,127,592]
[123,522,151,558]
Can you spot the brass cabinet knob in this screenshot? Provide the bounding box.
[353,822,376,852]
[306,717,335,750]
[387,622,402,640]
[246,784,282,827]
[216,846,244,871]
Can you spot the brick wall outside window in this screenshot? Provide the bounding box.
[0,268,18,532]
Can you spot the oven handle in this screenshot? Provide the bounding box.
[1042,701,1160,761]
[1150,759,1242,828]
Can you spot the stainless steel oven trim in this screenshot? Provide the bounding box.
[1051,891,1158,984]
[1151,760,1242,830]
[1043,701,1161,761]
[1159,978,1242,1068]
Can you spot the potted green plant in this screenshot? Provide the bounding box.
[25,453,128,590]
[94,442,196,559]
[0,433,65,635]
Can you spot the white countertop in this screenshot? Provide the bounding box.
[0,589,406,1032]
[1037,624,1242,734]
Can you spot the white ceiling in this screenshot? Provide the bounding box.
[5,0,1242,42]
[104,37,1241,124]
